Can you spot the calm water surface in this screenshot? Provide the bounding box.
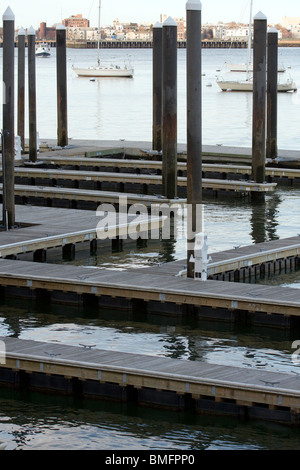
[1,46,300,149]
[0,47,300,450]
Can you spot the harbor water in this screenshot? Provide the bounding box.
[0,47,300,450]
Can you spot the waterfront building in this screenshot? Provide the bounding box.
[62,14,90,28]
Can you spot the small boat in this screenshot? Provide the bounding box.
[72,63,134,78]
[216,3,296,93]
[72,0,134,78]
[226,62,286,73]
[35,42,51,57]
[217,77,297,93]
[224,1,285,74]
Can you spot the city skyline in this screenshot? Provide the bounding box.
[1,0,299,30]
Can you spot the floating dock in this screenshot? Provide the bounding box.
[0,243,299,326]
[1,336,300,424]
[4,168,277,197]
[0,140,299,425]
[32,155,300,184]
[0,205,164,259]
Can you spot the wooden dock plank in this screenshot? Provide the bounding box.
[3,167,277,193]
[2,336,300,398]
[1,184,181,208]
[0,205,164,258]
[0,258,299,317]
[31,155,300,181]
[2,332,300,423]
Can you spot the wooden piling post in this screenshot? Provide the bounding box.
[267,27,278,160]
[28,26,37,162]
[17,27,26,154]
[2,6,15,228]
[186,0,203,278]
[252,12,267,186]
[162,17,177,199]
[152,22,163,152]
[56,24,68,148]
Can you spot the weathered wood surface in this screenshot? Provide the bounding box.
[0,183,182,208]
[8,167,276,193]
[32,155,300,181]
[125,236,300,277]
[0,257,299,316]
[0,205,163,257]
[1,336,300,413]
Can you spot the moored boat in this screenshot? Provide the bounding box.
[217,77,297,92]
[72,0,134,79]
[35,42,51,57]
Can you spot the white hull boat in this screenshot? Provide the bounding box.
[72,0,134,79]
[36,42,51,57]
[217,78,297,93]
[226,62,286,73]
[216,1,296,93]
[72,64,134,78]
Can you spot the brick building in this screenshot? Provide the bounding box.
[37,22,56,40]
[62,14,90,28]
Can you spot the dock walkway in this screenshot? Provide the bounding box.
[0,255,299,324]
[0,205,163,259]
[1,336,300,423]
[0,204,299,324]
[8,167,276,196]
[34,155,300,183]
[128,236,300,281]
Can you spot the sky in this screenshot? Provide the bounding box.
[1,0,299,29]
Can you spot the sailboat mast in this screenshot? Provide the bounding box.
[246,0,253,78]
[97,0,101,66]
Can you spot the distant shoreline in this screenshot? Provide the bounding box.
[1,39,299,49]
[66,39,300,49]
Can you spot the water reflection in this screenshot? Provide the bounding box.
[1,388,300,450]
[1,298,299,376]
[250,193,280,243]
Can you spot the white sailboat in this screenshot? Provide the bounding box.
[216,4,297,93]
[226,63,286,73]
[225,0,254,76]
[225,0,285,73]
[216,77,297,92]
[72,0,134,78]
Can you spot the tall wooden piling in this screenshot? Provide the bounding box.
[152,22,163,152]
[186,0,203,278]
[56,24,68,148]
[251,12,267,187]
[266,27,278,160]
[18,27,26,154]
[162,17,177,199]
[2,7,15,228]
[28,26,37,162]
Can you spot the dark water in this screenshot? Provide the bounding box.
[1,387,300,451]
[1,297,300,451]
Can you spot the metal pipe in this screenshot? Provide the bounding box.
[56,24,68,148]
[2,7,15,228]
[162,17,177,199]
[186,0,203,278]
